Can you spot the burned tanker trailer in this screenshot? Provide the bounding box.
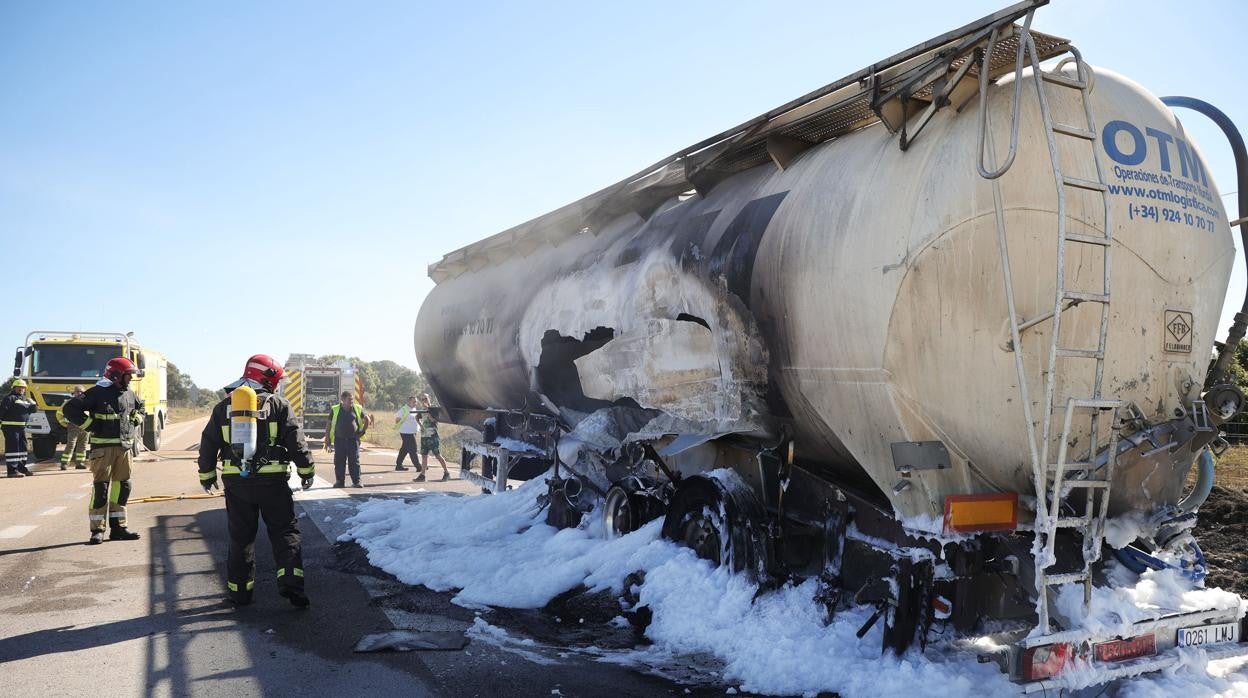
[415,1,1248,687]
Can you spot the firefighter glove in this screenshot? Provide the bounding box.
[201,473,218,493]
[301,476,314,490]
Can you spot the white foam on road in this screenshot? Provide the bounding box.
[37,507,66,516]
[0,525,37,539]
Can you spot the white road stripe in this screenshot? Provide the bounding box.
[38,507,66,516]
[0,525,37,539]
[80,482,92,488]
[63,492,87,500]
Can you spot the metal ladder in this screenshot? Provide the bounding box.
[977,12,1122,635]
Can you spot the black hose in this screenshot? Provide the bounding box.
[1160,96,1248,387]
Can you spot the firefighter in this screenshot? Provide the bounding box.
[63,357,145,544]
[2,379,38,478]
[56,385,90,470]
[197,354,315,608]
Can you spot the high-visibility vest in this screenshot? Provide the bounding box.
[328,403,365,444]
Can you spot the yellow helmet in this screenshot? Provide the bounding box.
[11,378,26,389]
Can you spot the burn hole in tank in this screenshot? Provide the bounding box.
[536,327,633,412]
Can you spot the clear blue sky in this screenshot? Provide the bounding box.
[2,1,1245,388]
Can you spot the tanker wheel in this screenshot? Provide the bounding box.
[662,478,730,568]
[662,476,771,575]
[605,481,665,539]
[604,485,639,539]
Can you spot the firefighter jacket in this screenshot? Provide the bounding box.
[197,391,315,483]
[0,391,37,426]
[62,382,144,448]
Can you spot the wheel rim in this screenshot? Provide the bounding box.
[604,487,634,538]
[681,513,722,565]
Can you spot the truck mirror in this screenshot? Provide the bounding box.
[136,369,146,378]
[12,348,22,376]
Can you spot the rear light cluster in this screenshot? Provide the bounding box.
[1021,642,1074,681]
[1021,633,1157,681]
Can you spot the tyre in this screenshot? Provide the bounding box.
[661,475,770,575]
[31,435,56,462]
[143,414,161,452]
[604,485,640,539]
[604,479,667,539]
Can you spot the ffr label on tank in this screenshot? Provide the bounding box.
[1101,120,1222,232]
[1164,309,1193,353]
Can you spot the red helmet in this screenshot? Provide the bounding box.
[243,354,284,391]
[104,357,138,382]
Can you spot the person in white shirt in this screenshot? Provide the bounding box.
[393,395,422,473]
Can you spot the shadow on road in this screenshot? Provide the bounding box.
[0,542,90,557]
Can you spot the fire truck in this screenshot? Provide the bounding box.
[12,331,168,460]
[278,354,363,447]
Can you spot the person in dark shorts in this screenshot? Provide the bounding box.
[413,393,450,482]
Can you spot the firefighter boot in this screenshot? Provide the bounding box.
[279,587,310,608]
[87,531,104,545]
[109,526,141,541]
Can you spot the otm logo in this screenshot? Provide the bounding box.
[1101,120,1208,187]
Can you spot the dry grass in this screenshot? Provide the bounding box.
[1213,444,1248,491]
[168,406,211,424]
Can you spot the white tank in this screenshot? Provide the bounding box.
[415,64,1234,523]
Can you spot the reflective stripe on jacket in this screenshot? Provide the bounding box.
[61,383,143,447]
[0,391,37,426]
[197,391,315,481]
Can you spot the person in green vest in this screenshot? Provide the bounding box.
[327,391,368,488]
[56,385,90,470]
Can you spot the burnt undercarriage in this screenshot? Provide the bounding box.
[450,406,1058,656]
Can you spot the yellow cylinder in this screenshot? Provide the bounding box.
[230,385,258,471]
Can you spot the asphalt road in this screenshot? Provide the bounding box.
[0,417,698,697]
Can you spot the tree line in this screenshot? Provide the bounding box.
[166,357,428,413]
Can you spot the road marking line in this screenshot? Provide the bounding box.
[63,492,87,500]
[80,482,92,488]
[38,507,66,516]
[0,525,37,539]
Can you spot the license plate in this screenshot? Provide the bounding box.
[1177,622,1239,648]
